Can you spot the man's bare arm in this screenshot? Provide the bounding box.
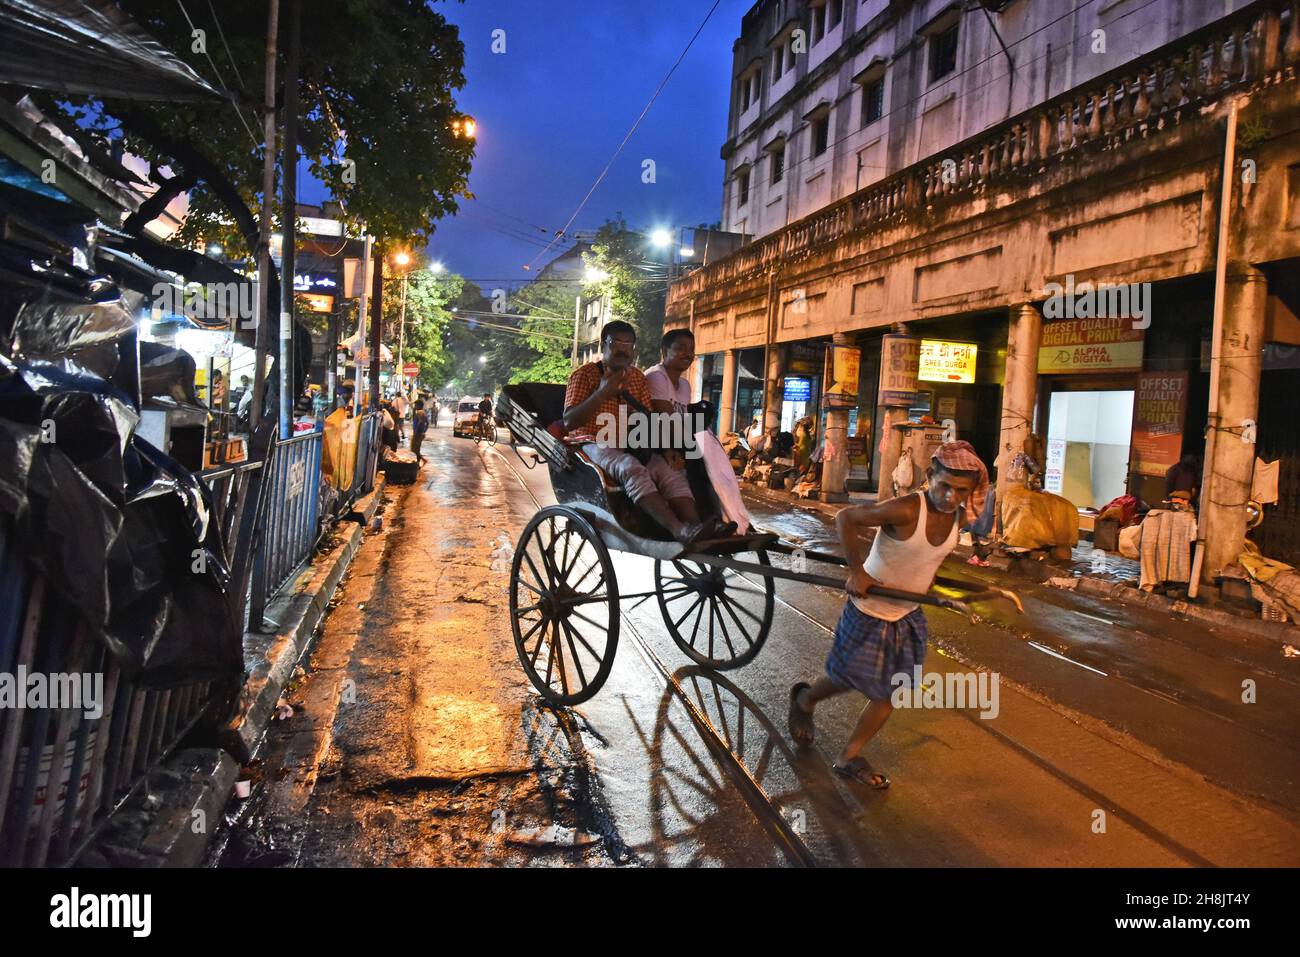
[835,496,919,597]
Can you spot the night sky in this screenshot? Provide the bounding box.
[308,0,744,287]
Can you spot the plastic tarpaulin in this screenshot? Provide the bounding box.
[1000,485,1080,552]
[0,0,224,102]
[0,352,241,687]
[322,407,359,491]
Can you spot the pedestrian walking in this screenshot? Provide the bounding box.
[410,399,429,465]
[787,441,988,789]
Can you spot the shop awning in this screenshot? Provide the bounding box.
[0,0,225,102]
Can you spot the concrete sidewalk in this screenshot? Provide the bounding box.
[80,480,386,867]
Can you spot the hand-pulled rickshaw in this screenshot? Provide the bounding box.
[496,383,1022,706]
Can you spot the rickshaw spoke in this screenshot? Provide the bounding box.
[716,592,755,648]
[717,588,764,627]
[721,569,769,594]
[569,607,610,634]
[712,600,738,659]
[753,736,777,782]
[658,585,695,602]
[521,615,548,648]
[552,620,570,697]
[559,619,588,688]
[561,592,611,606]
[534,617,553,671]
[542,619,558,690]
[687,597,705,649]
[515,602,545,617]
[516,577,546,598]
[706,599,715,658]
[521,550,550,594]
[563,618,604,662]
[567,557,603,594]
[672,595,705,633]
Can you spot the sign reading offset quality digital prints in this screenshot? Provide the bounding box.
[1131,371,1188,476]
[918,339,977,383]
[1038,318,1145,373]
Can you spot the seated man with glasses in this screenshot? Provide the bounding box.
[561,321,725,547]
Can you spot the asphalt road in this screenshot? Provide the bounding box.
[214,423,1300,867]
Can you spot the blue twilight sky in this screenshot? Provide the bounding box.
[308,0,746,287]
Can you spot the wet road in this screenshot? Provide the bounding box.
[214,424,1300,867]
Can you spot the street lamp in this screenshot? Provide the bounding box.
[430,261,446,274]
[584,266,609,283]
[650,228,673,248]
[478,354,487,365]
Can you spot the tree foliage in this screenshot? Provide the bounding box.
[42,0,474,255]
[581,217,669,367]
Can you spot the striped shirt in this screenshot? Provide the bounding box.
[563,362,654,443]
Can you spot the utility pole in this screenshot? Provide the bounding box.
[251,0,280,436]
[278,0,300,439]
[353,231,372,416]
[572,294,581,367]
[396,265,409,390]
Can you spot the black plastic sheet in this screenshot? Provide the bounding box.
[0,352,240,687]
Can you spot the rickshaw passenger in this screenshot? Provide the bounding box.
[562,322,721,547]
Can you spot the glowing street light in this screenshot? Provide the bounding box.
[430,261,446,274]
[584,267,609,283]
[478,354,487,365]
[650,228,673,247]
[393,251,411,267]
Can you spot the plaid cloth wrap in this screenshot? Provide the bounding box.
[825,601,928,700]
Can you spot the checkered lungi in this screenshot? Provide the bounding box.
[825,602,928,701]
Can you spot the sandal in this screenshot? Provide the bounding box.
[787,683,815,746]
[832,756,890,790]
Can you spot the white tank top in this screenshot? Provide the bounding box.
[851,491,958,622]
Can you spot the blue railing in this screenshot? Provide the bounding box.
[249,429,324,621]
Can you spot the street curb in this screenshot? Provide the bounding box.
[740,483,1298,645]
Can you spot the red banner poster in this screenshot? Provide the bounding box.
[1131,372,1188,476]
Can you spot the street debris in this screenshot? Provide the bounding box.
[273,697,295,721]
[488,535,514,573]
[1283,645,1299,658]
[1046,577,1080,590]
[234,780,252,800]
[505,824,598,849]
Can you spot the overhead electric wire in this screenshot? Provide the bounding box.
[445,312,571,343]
[175,0,261,149]
[524,0,724,271]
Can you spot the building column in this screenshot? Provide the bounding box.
[1200,263,1267,582]
[763,344,787,431]
[820,332,852,503]
[876,406,908,501]
[689,354,704,403]
[997,302,1043,506]
[719,349,738,435]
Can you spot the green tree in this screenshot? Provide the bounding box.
[582,217,670,367]
[382,267,463,392]
[43,0,474,258]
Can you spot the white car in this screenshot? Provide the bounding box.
[452,396,485,437]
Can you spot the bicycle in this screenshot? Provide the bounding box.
[473,412,498,447]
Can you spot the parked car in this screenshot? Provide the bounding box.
[452,396,483,437]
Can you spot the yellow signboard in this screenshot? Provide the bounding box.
[918,339,977,383]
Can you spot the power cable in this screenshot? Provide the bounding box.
[524,0,724,271]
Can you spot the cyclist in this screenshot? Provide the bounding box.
[476,392,494,441]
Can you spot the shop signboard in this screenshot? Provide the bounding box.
[823,344,861,409]
[783,377,812,402]
[1131,372,1188,476]
[1038,318,1144,373]
[877,334,920,406]
[918,339,977,383]
[1044,438,1066,494]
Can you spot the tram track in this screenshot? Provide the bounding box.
[483,438,1273,866]
[728,560,1231,866]
[484,441,819,868]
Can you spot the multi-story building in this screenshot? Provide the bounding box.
[668,0,1300,579]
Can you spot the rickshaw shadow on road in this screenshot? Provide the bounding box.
[634,665,885,867]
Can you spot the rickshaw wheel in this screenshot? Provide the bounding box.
[655,549,774,670]
[510,506,619,705]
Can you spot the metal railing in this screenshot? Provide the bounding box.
[249,429,324,622]
[0,521,222,867]
[668,0,1300,308]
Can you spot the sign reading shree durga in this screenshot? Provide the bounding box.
[918,339,977,383]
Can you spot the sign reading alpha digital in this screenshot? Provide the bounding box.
[1038,317,1144,374]
[918,339,977,383]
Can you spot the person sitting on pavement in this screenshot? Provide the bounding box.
[561,321,728,547]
